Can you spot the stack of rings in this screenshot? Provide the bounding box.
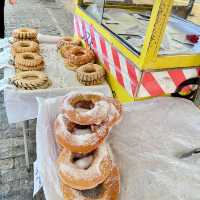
[11,41,39,58]
[54,91,122,199]
[15,52,44,71]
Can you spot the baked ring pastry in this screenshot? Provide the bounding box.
[57,143,113,190]
[15,52,44,70]
[61,166,120,200]
[13,38,39,44]
[57,36,81,49]
[10,71,49,90]
[12,28,37,39]
[77,78,105,86]
[12,41,39,57]
[77,63,105,85]
[62,92,110,125]
[54,114,109,153]
[60,45,74,59]
[64,46,95,70]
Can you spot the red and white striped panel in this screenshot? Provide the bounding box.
[74,15,141,97]
[137,68,200,98]
[74,15,200,98]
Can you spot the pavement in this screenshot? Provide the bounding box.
[0,0,73,199]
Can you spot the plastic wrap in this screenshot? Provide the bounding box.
[36,96,200,200]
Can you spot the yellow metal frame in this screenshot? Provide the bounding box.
[75,0,200,70]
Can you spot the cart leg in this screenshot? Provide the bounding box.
[22,121,30,172]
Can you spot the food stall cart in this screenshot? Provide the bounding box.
[73,0,200,102]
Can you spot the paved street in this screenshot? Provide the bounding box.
[0,0,73,199]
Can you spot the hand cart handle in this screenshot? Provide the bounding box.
[171,77,200,101]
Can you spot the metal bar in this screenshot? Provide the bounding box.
[22,121,30,172]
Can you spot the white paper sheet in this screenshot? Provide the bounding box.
[36,96,200,200]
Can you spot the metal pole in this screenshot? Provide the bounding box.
[22,121,30,172]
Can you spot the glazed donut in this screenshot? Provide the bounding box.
[62,92,110,125]
[57,143,113,190]
[10,71,49,90]
[57,36,81,49]
[77,63,105,85]
[61,166,120,200]
[15,52,44,68]
[12,28,37,39]
[64,46,95,70]
[54,114,109,153]
[12,41,39,57]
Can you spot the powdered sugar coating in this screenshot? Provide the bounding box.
[62,91,110,125]
[58,143,113,190]
[54,114,109,153]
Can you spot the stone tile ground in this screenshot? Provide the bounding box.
[0,0,73,199]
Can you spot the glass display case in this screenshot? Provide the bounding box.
[74,0,200,102]
[78,0,200,69]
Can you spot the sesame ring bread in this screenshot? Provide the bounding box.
[54,114,109,153]
[77,63,105,85]
[61,166,120,200]
[15,52,44,67]
[61,92,110,125]
[10,71,49,90]
[64,46,95,69]
[12,28,37,40]
[12,41,39,57]
[57,143,113,190]
[57,36,81,49]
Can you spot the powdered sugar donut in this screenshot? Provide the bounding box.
[57,143,113,190]
[104,97,123,128]
[62,92,110,125]
[61,166,120,200]
[54,114,109,153]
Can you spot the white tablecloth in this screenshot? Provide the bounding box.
[0,36,111,123]
[36,96,200,200]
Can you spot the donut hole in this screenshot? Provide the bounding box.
[74,50,84,57]
[23,54,34,60]
[74,100,94,111]
[80,183,104,198]
[84,68,96,73]
[71,151,95,170]
[23,75,38,80]
[20,42,30,47]
[67,121,93,135]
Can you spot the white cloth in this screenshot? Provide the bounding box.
[0,36,111,123]
[36,96,200,200]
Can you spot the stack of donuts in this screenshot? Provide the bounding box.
[9,28,51,90]
[58,36,106,86]
[54,91,122,200]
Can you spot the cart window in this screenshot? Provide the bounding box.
[101,0,154,55]
[159,0,200,55]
